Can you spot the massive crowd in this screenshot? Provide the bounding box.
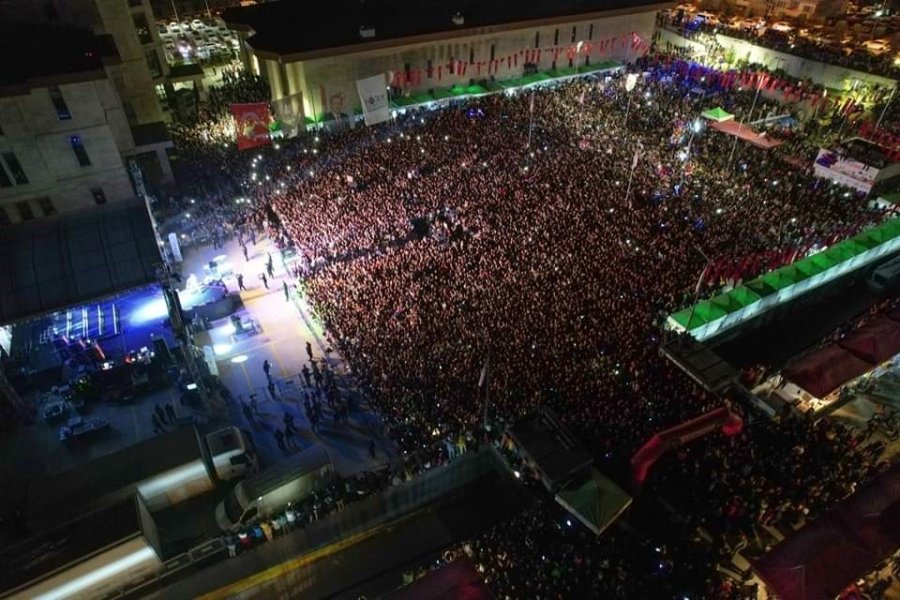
[170,51,897,597]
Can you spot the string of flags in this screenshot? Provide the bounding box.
[389,31,651,88]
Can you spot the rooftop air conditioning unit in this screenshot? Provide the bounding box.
[359,25,376,38]
[452,12,464,26]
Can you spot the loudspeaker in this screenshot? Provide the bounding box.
[153,337,173,367]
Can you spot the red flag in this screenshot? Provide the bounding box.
[231,102,272,151]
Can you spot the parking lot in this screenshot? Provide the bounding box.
[158,16,238,64]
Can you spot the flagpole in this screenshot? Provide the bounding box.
[480,355,491,430]
[624,146,639,209]
[729,72,763,166]
[875,86,895,133]
[527,89,535,149]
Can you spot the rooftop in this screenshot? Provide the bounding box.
[223,0,669,58]
[0,23,117,88]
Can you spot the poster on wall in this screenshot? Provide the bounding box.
[319,84,354,131]
[356,74,391,126]
[230,102,272,150]
[272,92,304,138]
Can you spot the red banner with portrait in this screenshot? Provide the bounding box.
[231,102,272,150]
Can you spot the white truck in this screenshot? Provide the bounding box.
[216,445,333,531]
[23,425,257,531]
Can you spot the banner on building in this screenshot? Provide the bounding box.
[230,102,272,150]
[271,92,304,138]
[356,74,391,126]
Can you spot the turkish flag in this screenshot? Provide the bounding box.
[231,103,272,151]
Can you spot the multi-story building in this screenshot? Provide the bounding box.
[0,24,137,223]
[222,0,670,125]
[0,0,175,187]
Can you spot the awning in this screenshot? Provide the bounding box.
[555,468,632,535]
[0,199,161,324]
[701,107,734,121]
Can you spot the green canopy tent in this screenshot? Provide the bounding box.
[727,285,763,306]
[744,278,779,297]
[701,107,735,122]
[670,299,729,330]
[555,469,632,536]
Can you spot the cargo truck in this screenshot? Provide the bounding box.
[21,425,256,532]
[216,445,333,531]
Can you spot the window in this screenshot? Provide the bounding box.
[133,13,152,44]
[535,31,540,48]
[426,59,433,78]
[145,49,162,78]
[91,187,106,205]
[0,163,10,188]
[0,207,10,226]
[2,152,28,184]
[37,197,56,216]
[16,200,34,221]
[490,43,495,61]
[571,26,577,43]
[49,86,71,120]
[554,28,559,45]
[469,47,474,64]
[588,24,594,40]
[70,135,91,166]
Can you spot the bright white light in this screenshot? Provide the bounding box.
[231,354,249,364]
[186,383,198,390]
[223,323,236,335]
[130,296,168,325]
[692,119,702,133]
[33,546,158,600]
[138,461,208,504]
[213,343,232,355]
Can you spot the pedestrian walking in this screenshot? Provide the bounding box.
[263,359,271,379]
[260,273,269,289]
[274,428,286,451]
[301,365,312,387]
[237,273,246,291]
[154,403,168,425]
[241,400,255,423]
[225,534,237,557]
[242,245,249,261]
[284,425,297,449]
[164,402,177,424]
[283,412,297,434]
[306,341,314,362]
[267,380,278,401]
[151,412,165,434]
[283,280,290,302]
[266,260,274,279]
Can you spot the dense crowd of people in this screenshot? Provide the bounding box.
[168,48,898,597]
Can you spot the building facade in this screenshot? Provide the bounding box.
[225,2,667,126]
[0,72,137,223]
[0,0,175,187]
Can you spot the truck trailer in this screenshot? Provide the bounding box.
[20,425,255,533]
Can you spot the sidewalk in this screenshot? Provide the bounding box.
[178,233,397,475]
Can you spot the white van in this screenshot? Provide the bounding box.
[216,445,334,530]
[869,254,900,293]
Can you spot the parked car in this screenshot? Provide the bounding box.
[191,18,204,30]
[863,38,891,55]
[157,24,168,35]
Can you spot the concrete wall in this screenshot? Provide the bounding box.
[657,28,897,92]
[0,79,135,223]
[257,10,658,120]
